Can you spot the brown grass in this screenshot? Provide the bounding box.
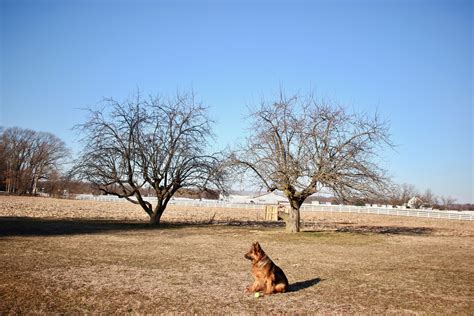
[0,196,473,314]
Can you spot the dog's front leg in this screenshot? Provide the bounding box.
[245,281,257,292]
[246,280,264,293]
[264,279,275,295]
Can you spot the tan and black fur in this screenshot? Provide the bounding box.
[244,241,289,294]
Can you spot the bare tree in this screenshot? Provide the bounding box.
[440,196,456,210]
[71,91,225,225]
[421,188,438,208]
[398,183,418,206]
[29,132,71,194]
[230,90,392,232]
[1,127,35,193]
[384,183,403,207]
[0,127,69,194]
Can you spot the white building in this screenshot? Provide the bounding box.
[225,190,289,204]
[407,196,424,209]
[249,191,289,204]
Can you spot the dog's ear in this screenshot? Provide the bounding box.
[254,241,262,252]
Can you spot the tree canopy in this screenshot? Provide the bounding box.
[72,91,225,224]
[230,91,392,232]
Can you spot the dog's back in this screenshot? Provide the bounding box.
[270,262,289,292]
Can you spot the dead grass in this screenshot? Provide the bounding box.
[0,196,473,314]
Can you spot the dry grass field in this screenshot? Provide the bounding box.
[0,196,473,314]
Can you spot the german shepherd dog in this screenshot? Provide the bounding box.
[244,241,289,295]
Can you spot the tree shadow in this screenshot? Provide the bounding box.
[0,217,289,238]
[335,225,434,235]
[0,217,434,238]
[220,220,285,228]
[288,277,323,293]
[0,217,195,238]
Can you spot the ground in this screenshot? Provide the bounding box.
[0,196,473,314]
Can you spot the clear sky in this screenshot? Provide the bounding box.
[1,0,472,202]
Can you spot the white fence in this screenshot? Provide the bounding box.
[75,195,264,210]
[75,195,474,221]
[300,204,474,221]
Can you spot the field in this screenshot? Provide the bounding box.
[1,196,473,314]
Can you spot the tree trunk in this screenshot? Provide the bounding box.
[31,174,39,195]
[149,210,163,225]
[285,206,300,233]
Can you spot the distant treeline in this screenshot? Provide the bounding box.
[0,127,69,195]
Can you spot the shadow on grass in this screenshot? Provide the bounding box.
[0,216,288,238]
[335,225,434,235]
[288,277,322,292]
[221,220,285,228]
[0,216,434,238]
[0,217,194,237]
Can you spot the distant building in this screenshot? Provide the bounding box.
[224,190,289,204]
[249,191,288,204]
[407,196,424,209]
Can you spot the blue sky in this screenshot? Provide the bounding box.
[1,0,472,202]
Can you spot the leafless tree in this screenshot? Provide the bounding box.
[0,127,70,194]
[383,183,403,207]
[397,183,419,206]
[421,188,438,208]
[71,91,225,225]
[440,196,457,210]
[229,90,392,232]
